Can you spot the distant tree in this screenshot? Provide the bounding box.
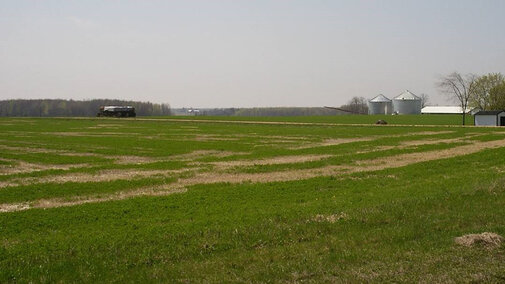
[340,96,368,114]
[232,107,339,116]
[437,72,476,125]
[488,81,505,110]
[419,93,429,108]
[39,101,49,116]
[469,73,505,110]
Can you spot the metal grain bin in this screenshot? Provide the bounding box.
[392,90,422,114]
[368,94,393,115]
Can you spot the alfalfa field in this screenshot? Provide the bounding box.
[1,115,505,282]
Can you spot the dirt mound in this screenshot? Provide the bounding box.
[455,232,504,248]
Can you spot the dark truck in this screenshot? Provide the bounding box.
[97,106,136,117]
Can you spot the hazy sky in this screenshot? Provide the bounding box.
[1,1,505,107]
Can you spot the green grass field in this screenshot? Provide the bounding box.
[1,115,504,282]
[153,114,476,126]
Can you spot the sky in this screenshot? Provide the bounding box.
[1,0,505,108]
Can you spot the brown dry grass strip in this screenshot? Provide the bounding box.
[290,138,374,149]
[0,154,321,188]
[42,131,139,137]
[0,150,248,187]
[0,185,187,213]
[291,130,456,149]
[191,134,240,141]
[210,154,332,168]
[398,138,464,147]
[167,150,249,161]
[0,160,89,176]
[356,138,505,171]
[0,145,156,165]
[0,145,66,154]
[0,168,195,189]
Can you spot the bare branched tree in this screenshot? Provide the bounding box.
[340,96,368,114]
[419,93,429,108]
[437,72,476,125]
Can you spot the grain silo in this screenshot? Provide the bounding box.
[368,95,393,115]
[392,90,422,114]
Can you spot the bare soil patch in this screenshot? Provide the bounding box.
[455,232,504,248]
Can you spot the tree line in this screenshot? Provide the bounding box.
[172,107,346,116]
[0,99,171,117]
[233,107,344,116]
[438,72,505,125]
[339,97,368,114]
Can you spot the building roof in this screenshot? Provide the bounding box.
[369,94,391,103]
[393,90,420,101]
[103,106,134,111]
[474,110,505,115]
[421,106,471,114]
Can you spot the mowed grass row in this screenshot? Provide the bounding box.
[0,116,504,282]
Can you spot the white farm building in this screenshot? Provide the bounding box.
[474,111,505,126]
[421,106,472,115]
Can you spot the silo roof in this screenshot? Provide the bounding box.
[369,94,391,102]
[394,90,420,100]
